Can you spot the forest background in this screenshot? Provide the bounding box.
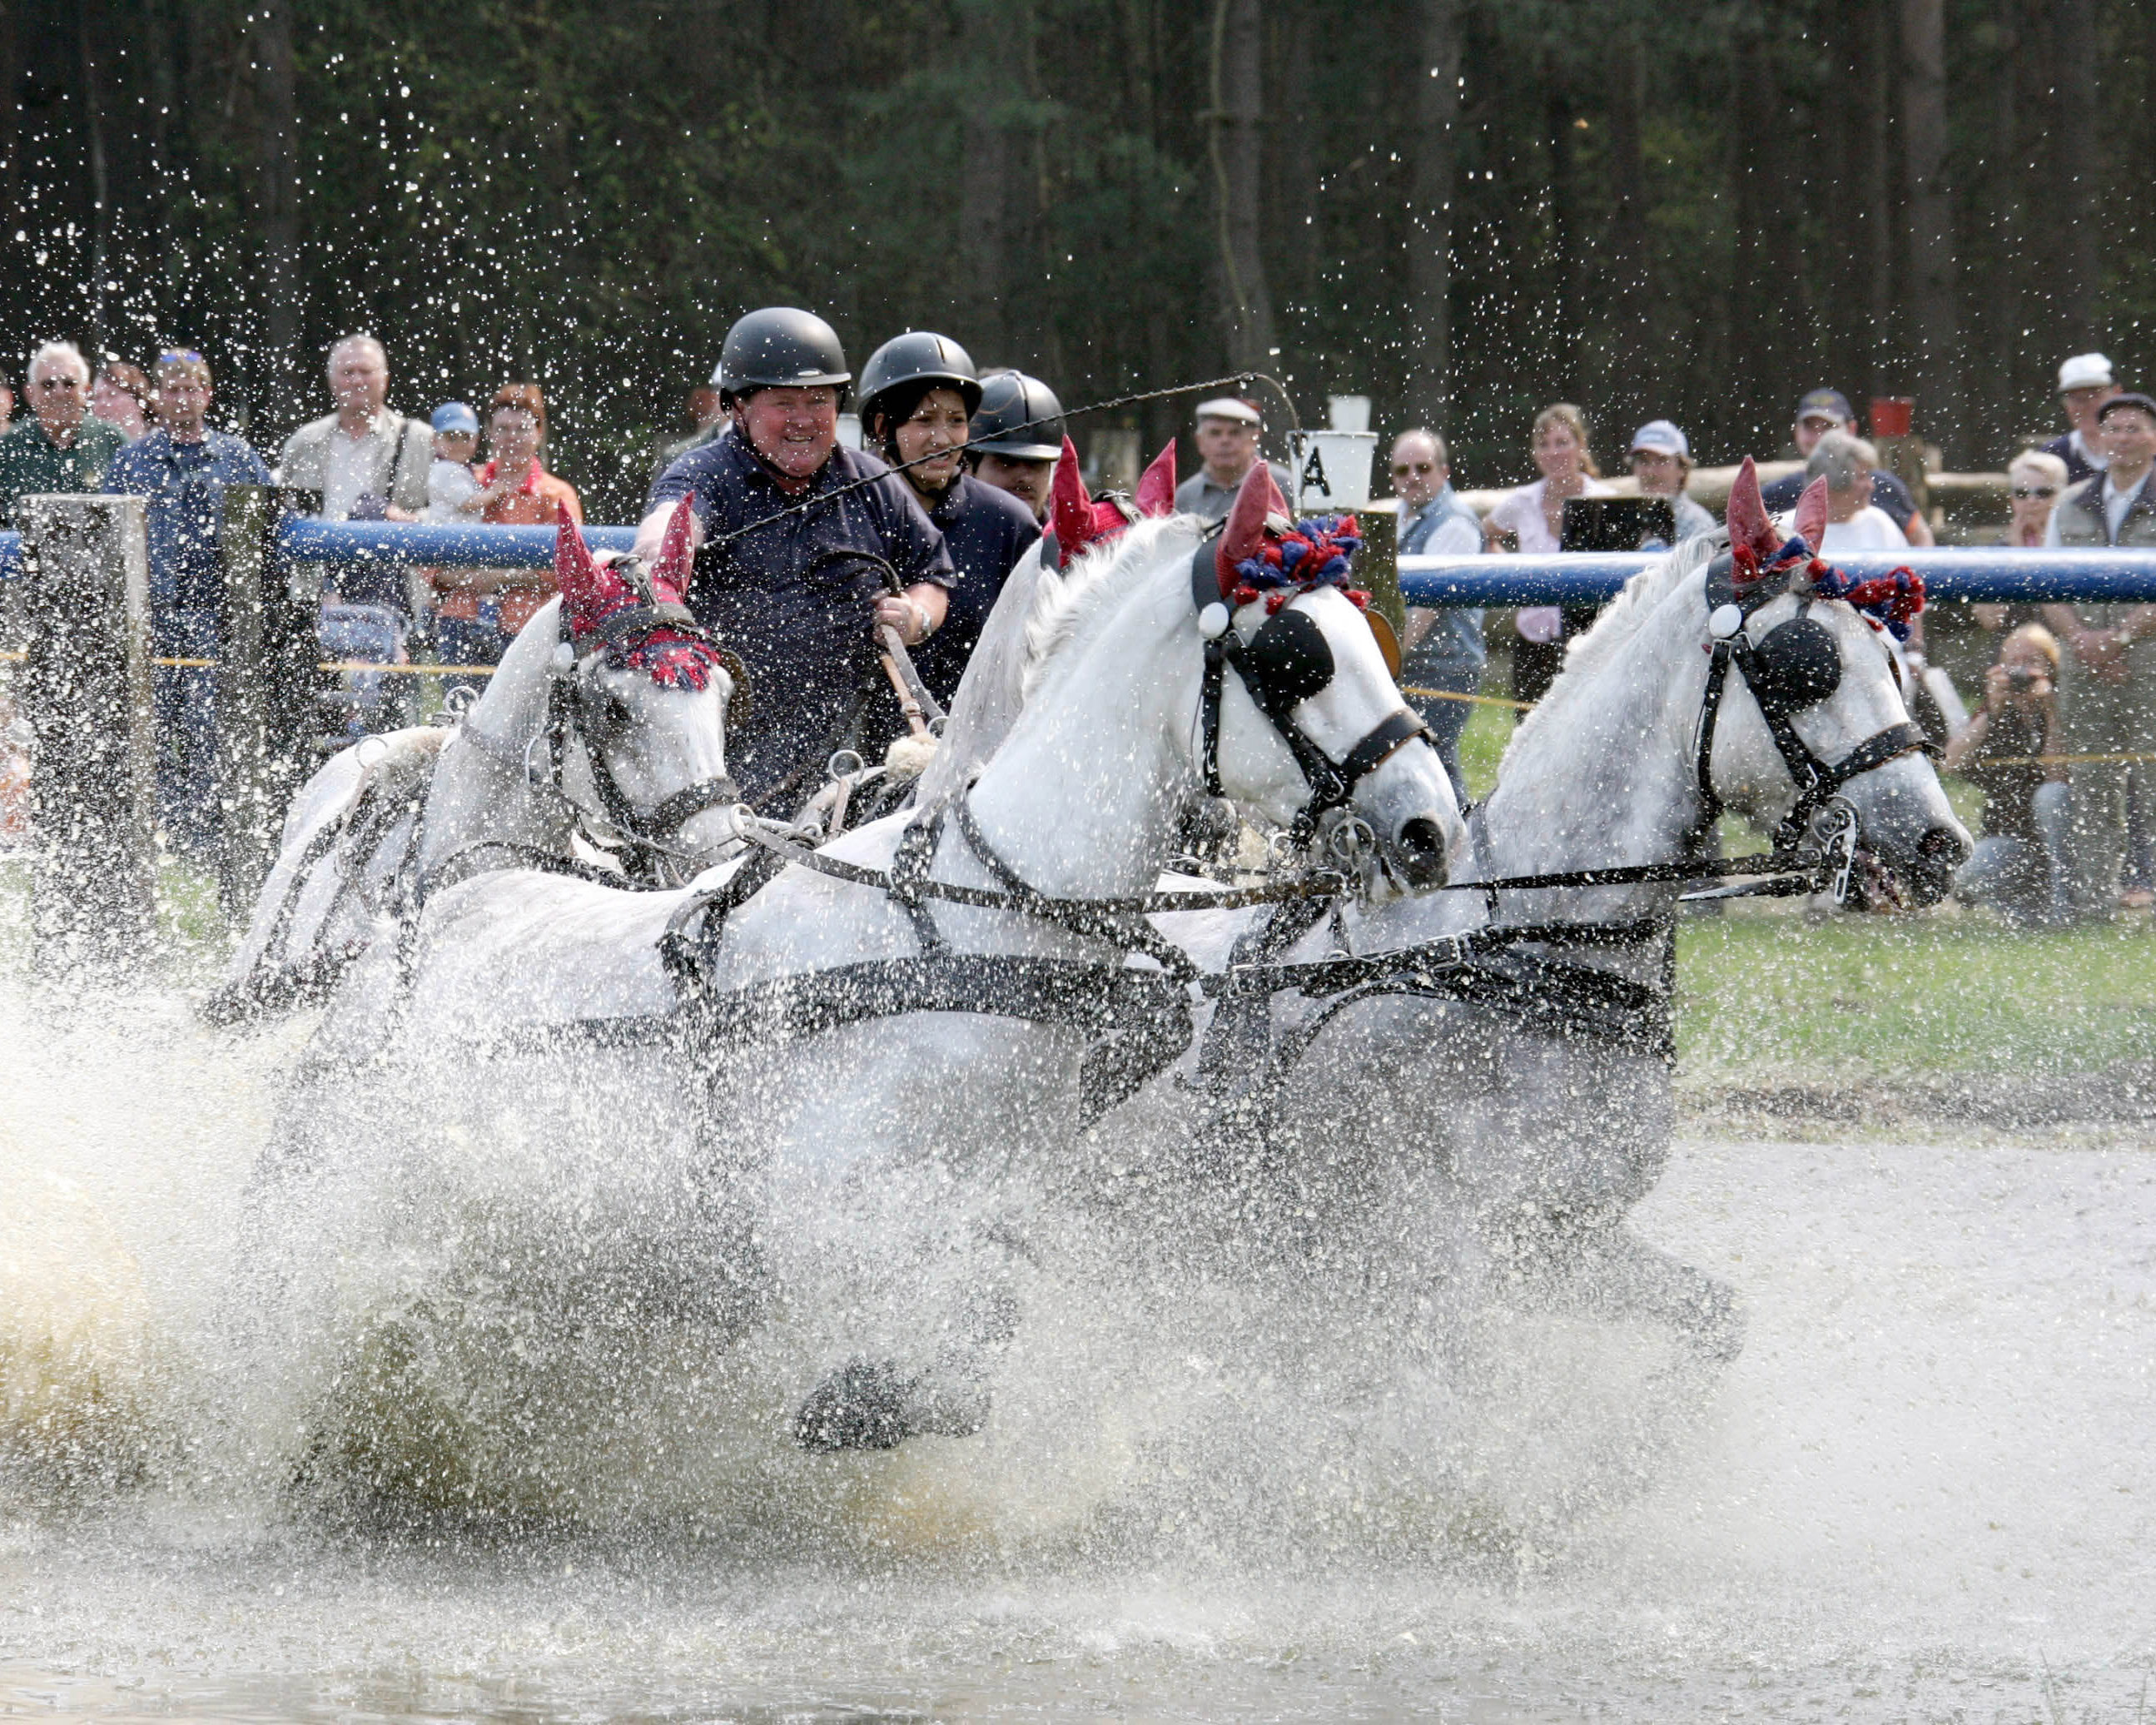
[3,0,2153,519]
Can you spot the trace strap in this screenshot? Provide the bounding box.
[707,798,1349,984]
[1436,840,1841,905]
[1202,915,1672,1002]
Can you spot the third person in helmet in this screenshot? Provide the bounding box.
[964,370,1065,523]
[857,332,1040,720]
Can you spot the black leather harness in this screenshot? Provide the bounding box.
[1188,541,1434,848]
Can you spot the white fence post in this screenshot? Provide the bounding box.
[9,495,156,970]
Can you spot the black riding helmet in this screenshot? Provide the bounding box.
[967,372,1065,461]
[716,307,852,406]
[857,331,982,455]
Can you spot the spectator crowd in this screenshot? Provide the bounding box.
[2,323,2154,927]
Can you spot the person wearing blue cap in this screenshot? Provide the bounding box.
[1627,420,1719,544]
[422,401,482,522]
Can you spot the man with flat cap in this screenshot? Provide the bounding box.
[2041,390,2156,917]
[1173,395,1293,524]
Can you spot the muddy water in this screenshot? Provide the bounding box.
[2,972,2154,1723]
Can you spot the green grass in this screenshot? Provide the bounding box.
[1457,696,1516,802]
[1456,689,2154,1083]
[1677,912,2156,1079]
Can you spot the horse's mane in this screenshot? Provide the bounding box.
[1020,514,1193,702]
[1503,531,1721,769]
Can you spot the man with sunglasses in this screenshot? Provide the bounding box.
[107,350,272,855]
[1390,428,1485,798]
[0,341,127,524]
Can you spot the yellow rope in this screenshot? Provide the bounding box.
[1965,752,2156,768]
[1401,684,1535,711]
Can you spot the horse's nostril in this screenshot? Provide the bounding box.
[1399,817,1444,857]
[1919,824,1970,870]
[1395,817,1450,885]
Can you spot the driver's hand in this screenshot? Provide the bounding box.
[872,593,930,646]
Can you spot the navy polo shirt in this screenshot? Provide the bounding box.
[910,474,1040,706]
[648,429,953,801]
[1761,465,1919,532]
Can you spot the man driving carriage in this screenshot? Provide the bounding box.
[638,307,956,807]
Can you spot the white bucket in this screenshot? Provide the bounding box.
[1289,430,1379,511]
[1327,395,1372,434]
[837,412,864,451]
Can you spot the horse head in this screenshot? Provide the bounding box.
[552,501,741,878]
[1704,459,1968,905]
[1204,463,1464,887]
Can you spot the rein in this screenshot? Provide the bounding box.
[703,797,1349,975]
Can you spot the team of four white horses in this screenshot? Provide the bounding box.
[220,453,1968,1503]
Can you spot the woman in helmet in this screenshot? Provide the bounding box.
[856,332,1040,717]
[639,307,956,807]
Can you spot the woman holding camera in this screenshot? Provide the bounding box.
[1945,624,2073,925]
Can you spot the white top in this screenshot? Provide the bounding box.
[1781,505,1908,554]
[1484,475,1617,554]
[2042,467,2151,546]
[2069,427,2110,474]
[2105,468,2151,540]
[1488,476,1614,643]
[425,456,479,523]
[321,427,380,521]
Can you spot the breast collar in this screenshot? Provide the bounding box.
[1689,555,1935,853]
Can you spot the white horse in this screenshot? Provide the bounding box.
[1128,463,1971,1354]
[233,465,1464,1501]
[212,502,738,1021]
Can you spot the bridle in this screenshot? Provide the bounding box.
[455,564,742,886]
[1185,538,1432,849]
[1688,551,1935,855]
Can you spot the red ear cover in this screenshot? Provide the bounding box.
[1135,441,1177,517]
[1724,455,1781,580]
[649,494,698,604]
[555,502,638,639]
[1049,436,1097,560]
[1213,460,1291,598]
[1791,475,1831,555]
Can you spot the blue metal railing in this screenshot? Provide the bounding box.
[1398,548,2156,607]
[0,518,633,584]
[5,523,2156,604]
[276,517,636,567]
